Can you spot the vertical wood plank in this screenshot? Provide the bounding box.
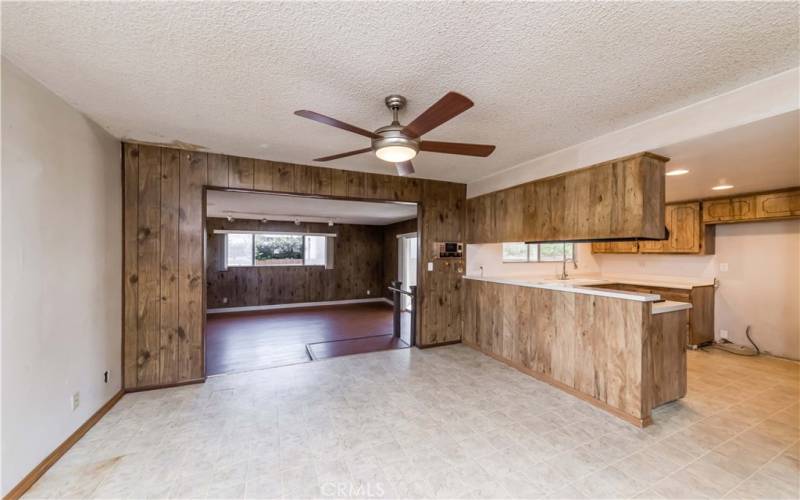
[136,145,162,386]
[123,144,140,389]
[310,167,333,196]
[331,169,348,197]
[179,151,207,380]
[207,153,229,188]
[253,159,275,191]
[274,163,295,192]
[229,156,254,189]
[159,148,180,384]
[345,170,365,198]
[293,164,313,194]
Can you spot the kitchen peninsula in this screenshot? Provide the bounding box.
[463,275,692,426]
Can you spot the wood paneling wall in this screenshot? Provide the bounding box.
[206,218,384,308]
[382,218,418,299]
[122,142,465,389]
[463,279,687,425]
[466,152,667,244]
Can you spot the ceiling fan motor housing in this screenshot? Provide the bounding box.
[372,124,420,154]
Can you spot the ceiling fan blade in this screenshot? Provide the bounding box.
[295,110,379,139]
[395,161,415,176]
[313,147,373,162]
[402,92,474,138]
[420,141,496,157]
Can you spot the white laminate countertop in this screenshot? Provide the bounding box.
[462,275,693,314]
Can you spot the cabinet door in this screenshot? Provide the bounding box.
[666,203,701,253]
[466,194,496,243]
[591,241,639,253]
[702,196,757,223]
[755,189,800,219]
[494,186,525,242]
[641,202,701,253]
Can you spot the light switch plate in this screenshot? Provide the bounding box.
[720,263,729,272]
[427,262,434,271]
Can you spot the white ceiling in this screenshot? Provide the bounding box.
[207,190,417,226]
[2,2,797,183]
[657,111,800,202]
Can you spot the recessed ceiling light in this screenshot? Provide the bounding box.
[712,184,734,191]
[666,169,689,176]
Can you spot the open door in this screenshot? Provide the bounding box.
[398,233,418,311]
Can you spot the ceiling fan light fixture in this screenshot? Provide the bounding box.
[375,145,417,163]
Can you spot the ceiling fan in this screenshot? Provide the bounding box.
[294,92,495,176]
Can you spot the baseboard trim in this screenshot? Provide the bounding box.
[4,389,125,500]
[417,340,462,349]
[124,377,205,393]
[461,340,649,428]
[207,298,390,314]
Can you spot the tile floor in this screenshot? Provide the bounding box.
[24,345,799,499]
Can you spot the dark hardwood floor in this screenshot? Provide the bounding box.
[206,302,410,375]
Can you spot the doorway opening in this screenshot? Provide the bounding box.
[203,189,418,375]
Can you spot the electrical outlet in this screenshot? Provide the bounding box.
[71,391,80,411]
[366,290,371,296]
[720,329,729,340]
[719,263,729,272]
[222,297,229,304]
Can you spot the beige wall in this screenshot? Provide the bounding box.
[597,220,800,360]
[1,59,122,494]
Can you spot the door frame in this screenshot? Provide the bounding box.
[201,186,422,378]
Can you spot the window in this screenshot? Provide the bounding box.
[226,233,328,267]
[502,242,575,263]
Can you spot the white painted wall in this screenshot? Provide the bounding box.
[599,220,800,360]
[1,59,121,495]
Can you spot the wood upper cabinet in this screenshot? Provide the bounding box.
[591,241,639,253]
[702,195,757,223]
[702,188,800,224]
[640,202,712,254]
[466,152,668,243]
[594,202,715,255]
[466,192,496,244]
[756,189,800,219]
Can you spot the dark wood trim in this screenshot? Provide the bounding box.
[462,340,649,428]
[119,142,127,399]
[123,377,206,393]
[3,390,124,500]
[417,340,462,349]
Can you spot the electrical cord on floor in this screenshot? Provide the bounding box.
[702,325,760,356]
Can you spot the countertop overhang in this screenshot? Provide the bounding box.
[462,275,693,314]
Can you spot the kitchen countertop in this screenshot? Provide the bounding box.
[462,275,693,314]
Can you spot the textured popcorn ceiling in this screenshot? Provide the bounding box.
[2,2,797,183]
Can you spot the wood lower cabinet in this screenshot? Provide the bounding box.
[590,283,714,347]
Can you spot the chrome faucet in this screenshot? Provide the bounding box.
[558,243,578,280]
